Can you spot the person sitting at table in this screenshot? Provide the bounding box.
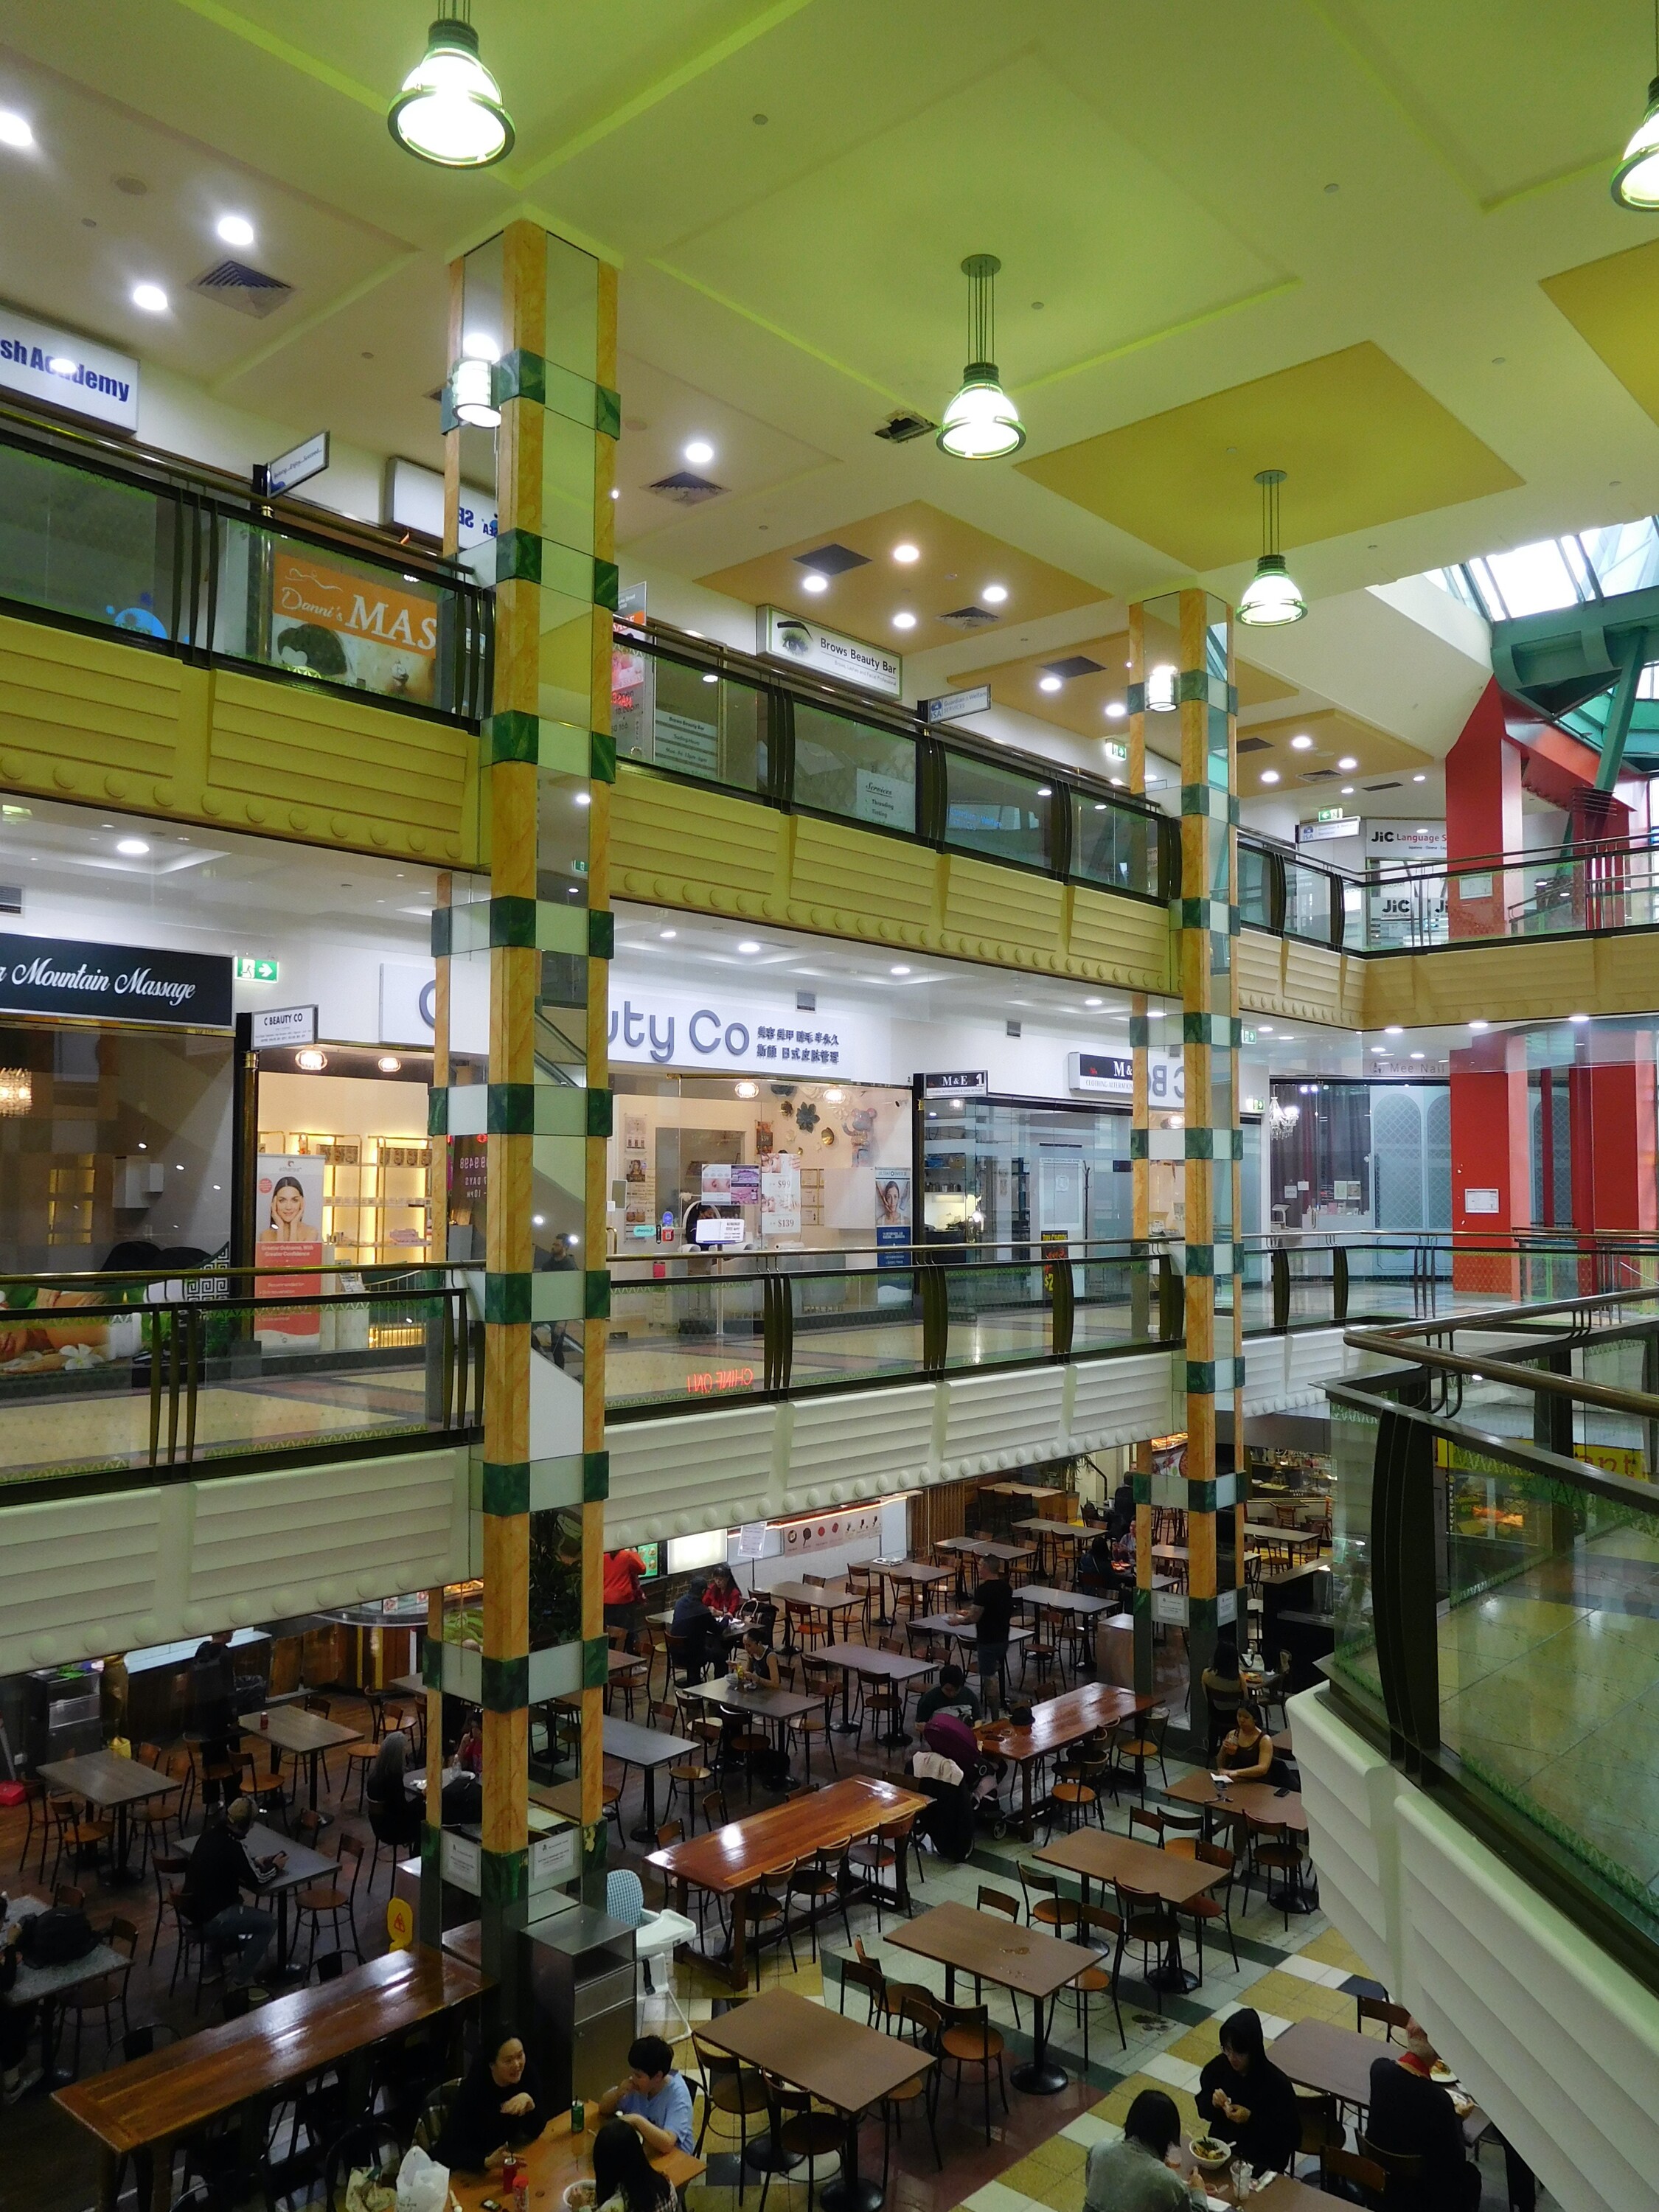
[1215,1701,1273,1782]
[737,1626,781,1688]
[455,1716,484,1775]
[436,2031,549,2171]
[1367,2020,1482,2211]
[916,1662,980,1729]
[1197,2006,1301,2174]
[178,1795,281,1989]
[1085,2088,1206,2211]
[706,1563,746,1621]
[957,1564,1015,1719]
[670,1577,723,1683]
[597,2034,697,2154]
[365,1728,423,1846]
[592,2117,675,2212]
[1201,1633,1248,1761]
[0,1914,41,2107]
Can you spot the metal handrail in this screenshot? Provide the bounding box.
[1344,1279,1659,1419]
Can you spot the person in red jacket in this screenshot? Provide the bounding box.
[604,1547,648,1651]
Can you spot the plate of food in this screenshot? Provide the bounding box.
[1430,2061,1458,2086]
[563,2183,595,2211]
[1190,2137,1233,2172]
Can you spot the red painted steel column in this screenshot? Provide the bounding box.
[1450,1030,1531,1295]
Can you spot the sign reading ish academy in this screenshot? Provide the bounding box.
[757,606,902,698]
[0,933,231,1028]
[0,306,139,432]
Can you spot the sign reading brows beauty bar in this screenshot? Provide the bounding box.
[0,933,233,1029]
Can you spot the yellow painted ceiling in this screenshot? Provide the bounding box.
[700,502,1105,652]
[1017,344,1523,571]
[947,636,1295,740]
[1541,237,1659,432]
[1237,706,1433,801]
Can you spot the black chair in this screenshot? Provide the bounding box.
[324,2119,406,2212]
[307,1949,358,1985]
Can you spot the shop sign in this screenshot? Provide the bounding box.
[1295,816,1359,844]
[1068,1051,1133,1096]
[757,605,902,698]
[251,1005,317,1050]
[380,961,437,1046]
[0,305,139,432]
[922,1070,987,1098]
[257,428,329,498]
[1364,818,1445,865]
[776,1504,883,1559]
[0,931,231,1028]
[607,973,888,1079]
[271,550,441,704]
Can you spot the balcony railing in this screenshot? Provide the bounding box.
[1350,830,1659,951]
[1331,1284,1659,1989]
[0,1265,480,1496]
[0,411,491,725]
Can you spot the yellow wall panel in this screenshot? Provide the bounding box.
[0,615,182,806]
[790,816,937,932]
[1068,886,1174,989]
[943,856,1066,967]
[1239,928,1364,1028]
[610,762,781,914]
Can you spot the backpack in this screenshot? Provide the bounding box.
[20,1907,96,1966]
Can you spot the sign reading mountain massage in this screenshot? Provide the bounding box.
[270,550,442,704]
[0,933,232,1028]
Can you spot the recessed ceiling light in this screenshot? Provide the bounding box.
[1385,1025,1404,1036]
[378,1055,402,1074]
[1469,1020,1489,1032]
[216,213,255,247]
[1260,769,1281,785]
[658,928,676,939]
[131,282,168,313]
[892,543,920,563]
[1085,997,1102,1006]
[981,584,1008,604]
[610,487,620,499]
[684,439,714,465]
[1569,1012,1590,1024]
[890,964,911,975]
[737,939,761,953]
[892,611,917,630]
[1410,1051,1425,1060]
[0,111,33,150]
[1290,734,1314,751]
[801,573,828,594]
[701,672,717,684]
[1036,785,1051,797]
[1371,1043,1387,1051]
[1341,786,1354,795]
[115,838,150,856]
[1105,702,1127,719]
[1412,773,1427,783]
[1337,755,1357,771]
[1109,775,1125,787]
[1039,675,1063,693]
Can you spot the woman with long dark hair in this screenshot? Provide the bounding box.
[1197,2006,1301,2173]
[591,2117,674,2212]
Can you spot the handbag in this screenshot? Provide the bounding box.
[20,1906,97,1966]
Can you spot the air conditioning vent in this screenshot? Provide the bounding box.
[647,471,725,506]
[874,411,936,442]
[1237,735,1270,754]
[190,258,295,319]
[938,605,1001,630]
[796,543,869,576]
[1043,655,1105,680]
[1299,768,1340,781]
[1365,779,1402,791]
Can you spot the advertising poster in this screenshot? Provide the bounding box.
[255,1152,326,1340]
[760,1153,801,1237]
[271,551,440,704]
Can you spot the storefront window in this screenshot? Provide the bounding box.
[612,647,769,795]
[0,442,177,640]
[1268,1079,1450,1239]
[921,1096,1130,1249]
[791,702,916,832]
[942,756,1051,870]
[1071,794,1159,899]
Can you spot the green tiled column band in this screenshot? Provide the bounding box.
[481,1845,529,1905]
[481,1655,530,1713]
[482,1460,531,1514]
[435,900,614,959]
[483,714,616,779]
[494,527,618,609]
[498,347,621,438]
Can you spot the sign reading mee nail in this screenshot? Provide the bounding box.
[0,933,233,1029]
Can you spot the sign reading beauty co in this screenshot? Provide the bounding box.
[0,933,232,1029]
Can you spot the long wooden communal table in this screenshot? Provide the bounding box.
[1034,1829,1226,1992]
[696,1986,930,2212]
[886,1899,1104,2095]
[56,1945,490,2212]
[449,2110,703,2209]
[978,1683,1154,1834]
[645,1775,929,1991]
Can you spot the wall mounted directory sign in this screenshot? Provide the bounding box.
[0,933,231,1028]
[757,605,902,698]
[256,428,329,498]
[0,305,139,432]
[920,684,991,724]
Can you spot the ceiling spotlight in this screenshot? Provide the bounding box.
[658,928,676,939]
[1109,775,1125,787]
[1385,1025,1404,1036]
[1410,1051,1425,1061]
[892,611,917,630]
[216,213,255,247]
[1469,1020,1489,1032]
[1260,769,1281,785]
[801,572,828,594]
[116,838,150,857]
[1341,785,1355,795]
[0,111,32,150]
[734,1081,759,1099]
[684,439,714,465]
[389,7,514,167]
[610,487,621,499]
[890,964,911,975]
[1614,8,1659,208]
[1371,1043,1387,1052]
[1290,733,1314,751]
[1569,1012,1590,1024]
[378,1055,403,1074]
[892,543,920,563]
[1412,772,1427,782]
[1085,997,1102,1007]
[939,254,1024,459]
[981,583,1008,604]
[1105,701,1127,719]
[737,939,761,954]
[131,282,168,314]
[296,1048,328,1072]
[1237,468,1307,627]
[1338,754,1358,770]
[1039,674,1063,693]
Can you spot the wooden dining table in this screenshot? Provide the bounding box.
[886,1899,1104,2094]
[815,1640,936,1735]
[449,2109,703,2212]
[1269,2018,1489,2146]
[240,1707,363,1814]
[1164,1770,1310,1832]
[978,1682,1154,1833]
[696,1985,929,2212]
[56,1944,490,2212]
[768,1580,866,1652]
[645,1774,930,1989]
[38,1748,183,1885]
[1033,1828,1225,1991]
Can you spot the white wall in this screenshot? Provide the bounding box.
[131,358,387,529]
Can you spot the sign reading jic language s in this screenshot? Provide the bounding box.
[0,305,140,432]
[0,933,233,1029]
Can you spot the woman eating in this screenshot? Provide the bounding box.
[591,2117,675,2212]
[1197,2006,1301,2174]
[1214,1701,1273,1783]
[435,2031,549,2171]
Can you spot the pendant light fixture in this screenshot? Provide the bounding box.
[1613,1,1659,208]
[389,2,514,169]
[1237,468,1307,627]
[938,254,1024,459]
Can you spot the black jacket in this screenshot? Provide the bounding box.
[1197,2051,1301,2173]
[1367,2055,1474,2212]
[434,2052,549,2171]
[181,1820,261,1925]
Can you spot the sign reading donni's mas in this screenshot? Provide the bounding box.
[0,933,233,1029]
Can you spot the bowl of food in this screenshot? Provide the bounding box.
[1430,2061,1458,2087]
[1190,2137,1233,2174]
[563,2182,595,2211]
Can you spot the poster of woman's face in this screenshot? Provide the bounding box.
[876,1169,911,1227]
[257,1155,326,1248]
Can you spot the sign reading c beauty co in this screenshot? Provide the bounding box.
[0,933,232,1029]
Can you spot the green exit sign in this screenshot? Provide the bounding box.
[1241,1027,1257,1046]
[1315,806,1345,823]
[235,956,279,983]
